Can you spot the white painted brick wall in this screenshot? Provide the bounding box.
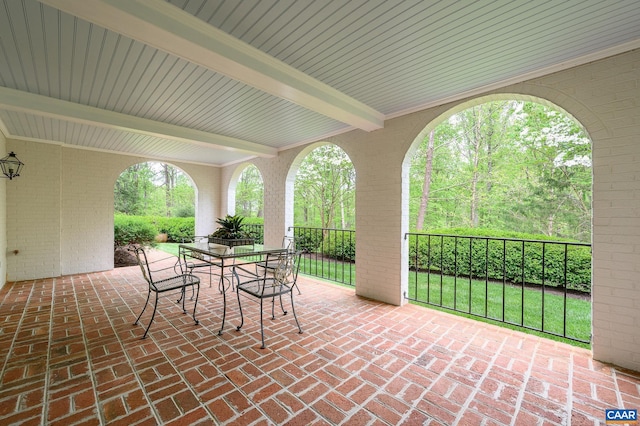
[5,142,220,280]
[0,132,6,288]
[6,142,61,280]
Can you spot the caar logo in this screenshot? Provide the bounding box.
[606,409,638,424]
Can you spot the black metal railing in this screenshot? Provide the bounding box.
[288,226,356,286]
[288,226,355,286]
[243,225,355,286]
[245,225,592,343]
[244,224,264,244]
[405,233,592,343]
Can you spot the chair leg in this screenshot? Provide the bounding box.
[289,291,303,335]
[260,297,266,349]
[218,281,227,336]
[271,296,276,320]
[235,288,244,333]
[176,284,195,305]
[180,287,187,314]
[191,283,200,325]
[141,292,160,339]
[279,294,288,315]
[134,289,152,326]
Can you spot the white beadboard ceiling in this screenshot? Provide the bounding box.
[1,0,639,166]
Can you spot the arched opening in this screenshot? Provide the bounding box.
[408,100,591,239]
[227,163,265,242]
[293,144,355,229]
[403,97,592,344]
[287,143,356,286]
[234,164,264,219]
[113,161,197,266]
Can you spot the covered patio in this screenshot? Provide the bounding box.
[2,3,640,422]
[1,252,638,425]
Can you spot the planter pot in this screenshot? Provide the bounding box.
[208,236,254,248]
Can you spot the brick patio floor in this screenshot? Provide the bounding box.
[0,251,639,425]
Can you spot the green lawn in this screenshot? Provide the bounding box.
[408,271,591,347]
[156,242,181,257]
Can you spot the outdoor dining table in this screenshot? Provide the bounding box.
[178,242,288,335]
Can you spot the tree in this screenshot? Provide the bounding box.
[162,164,177,217]
[235,165,264,217]
[114,163,155,215]
[294,145,355,229]
[114,162,196,217]
[409,101,592,241]
[416,130,435,231]
[514,103,592,239]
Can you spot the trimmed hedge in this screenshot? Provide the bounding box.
[292,228,324,253]
[114,215,157,246]
[148,216,195,242]
[114,214,195,245]
[408,228,591,292]
[322,232,356,262]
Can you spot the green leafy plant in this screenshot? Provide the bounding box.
[114,214,158,247]
[210,215,251,239]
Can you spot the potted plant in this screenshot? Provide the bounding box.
[208,215,254,247]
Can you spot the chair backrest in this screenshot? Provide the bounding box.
[272,250,301,286]
[282,236,295,253]
[131,245,153,286]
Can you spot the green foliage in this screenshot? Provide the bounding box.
[242,218,265,243]
[408,228,591,292]
[322,232,356,261]
[294,145,355,229]
[114,214,195,245]
[114,162,195,218]
[114,214,157,246]
[291,228,323,253]
[150,216,195,242]
[410,101,591,242]
[210,215,251,239]
[235,165,264,218]
[175,205,195,218]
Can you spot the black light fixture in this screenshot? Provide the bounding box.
[0,152,24,180]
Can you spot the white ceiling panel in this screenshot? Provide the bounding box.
[0,0,639,166]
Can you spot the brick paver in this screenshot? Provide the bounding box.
[0,250,638,425]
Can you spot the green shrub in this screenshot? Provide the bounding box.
[114,215,194,244]
[408,228,591,292]
[174,205,195,218]
[292,228,324,253]
[114,214,157,246]
[147,216,195,242]
[239,218,265,243]
[323,232,356,261]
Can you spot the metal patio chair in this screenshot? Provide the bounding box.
[255,236,300,294]
[131,245,200,339]
[235,250,303,348]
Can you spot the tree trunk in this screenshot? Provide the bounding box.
[470,114,481,227]
[416,130,435,230]
[163,165,173,217]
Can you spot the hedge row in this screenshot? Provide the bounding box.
[291,228,356,261]
[408,228,591,292]
[114,214,195,246]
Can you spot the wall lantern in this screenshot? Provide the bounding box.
[0,152,24,180]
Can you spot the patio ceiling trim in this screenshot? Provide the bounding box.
[0,87,278,157]
[39,0,386,132]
